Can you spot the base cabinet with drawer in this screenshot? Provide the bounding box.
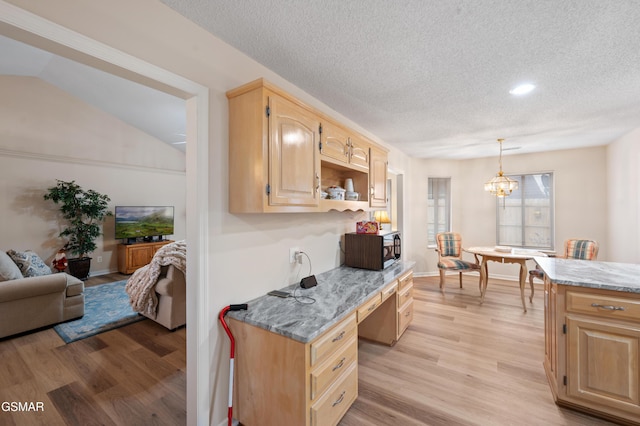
[545,282,640,424]
[227,266,415,425]
[357,270,414,345]
[228,314,358,426]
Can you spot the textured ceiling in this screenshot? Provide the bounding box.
[2,2,640,159]
[160,0,640,159]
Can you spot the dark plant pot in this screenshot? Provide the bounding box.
[68,257,92,281]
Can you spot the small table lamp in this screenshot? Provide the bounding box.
[373,210,391,231]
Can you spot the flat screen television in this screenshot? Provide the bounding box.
[115,206,174,242]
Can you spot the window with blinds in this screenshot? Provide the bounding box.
[427,177,451,246]
[496,173,554,250]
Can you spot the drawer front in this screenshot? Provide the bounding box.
[310,336,357,400]
[381,281,398,302]
[398,300,414,336]
[310,364,358,426]
[357,293,383,323]
[566,290,640,321]
[310,314,357,367]
[398,270,413,291]
[397,283,413,308]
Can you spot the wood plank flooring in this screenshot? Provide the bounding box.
[339,275,617,426]
[0,273,619,425]
[0,272,186,426]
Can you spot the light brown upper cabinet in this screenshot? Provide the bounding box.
[227,79,388,213]
[227,80,320,213]
[320,121,369,172]
[369,145,388,208]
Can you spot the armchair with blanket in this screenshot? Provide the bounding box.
[125,240,186,330]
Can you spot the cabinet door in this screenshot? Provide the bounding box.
[129,245,154,269]
[544,280,557,382]
[369,146,388,208]
[320,121,349,165]
[348,135,370,171]
[269,95,320,207]
[566,316,640,413]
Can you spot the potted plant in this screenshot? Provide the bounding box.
[44,180,112,280]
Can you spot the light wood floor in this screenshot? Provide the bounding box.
[339,275,616,426]
[0,272,186,426]
[0,274,618,425]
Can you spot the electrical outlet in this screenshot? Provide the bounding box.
[289,247,299,264]
[97,256,103,263]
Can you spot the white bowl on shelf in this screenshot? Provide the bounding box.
[327,187,346,200]
[345,191,359,201]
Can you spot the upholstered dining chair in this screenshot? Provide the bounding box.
[435,232,481,293]
[529,239,599,287]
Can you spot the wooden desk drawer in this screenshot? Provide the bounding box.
[310,336,357,400]
[398,300,414,336]
[357,293,382,323]
[381,281,398,302]
[398,283,413,308]
[398,270,413,291]
[566,290,640,321]
[310,363,357,426]
[310,314,357,367]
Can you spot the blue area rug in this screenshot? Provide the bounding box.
[54,280,144,343]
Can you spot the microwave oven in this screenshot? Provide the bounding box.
[344,231,401,270]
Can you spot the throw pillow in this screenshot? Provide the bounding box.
[0,251,23,281]
[6,250,52,277]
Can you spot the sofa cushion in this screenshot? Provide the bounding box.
[7,250,52,278]
[0,251,23,282]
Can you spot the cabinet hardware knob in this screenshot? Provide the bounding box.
[332,357,345,372]
[315,174,320,192]
[332,391,346,407]
[590,303,625,311]
[332,331,345,342]
[368,303,377,312]
[405,311,411,317]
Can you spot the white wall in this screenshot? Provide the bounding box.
[411,146,609,278]
[607,128,640,263]
[0,75,186,274]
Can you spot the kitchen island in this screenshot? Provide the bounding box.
[226,261,415,426]
[535,257,640,425]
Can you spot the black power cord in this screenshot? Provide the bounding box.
[293,251,315,304]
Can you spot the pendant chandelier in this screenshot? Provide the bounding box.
[484,138,518,197]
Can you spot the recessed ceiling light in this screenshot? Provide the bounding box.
[509,83,536,95]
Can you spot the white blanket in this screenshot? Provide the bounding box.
[125,240,186,318]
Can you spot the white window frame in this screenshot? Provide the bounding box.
[427,177,451,247]
[496,172,555,250]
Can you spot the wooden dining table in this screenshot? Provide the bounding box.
[464,247,548,312]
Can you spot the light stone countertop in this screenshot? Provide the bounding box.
[226,260,415,343]
[534,257,640,294]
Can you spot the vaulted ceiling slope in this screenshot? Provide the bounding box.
[0,35,186,152]
[161,0,640,159]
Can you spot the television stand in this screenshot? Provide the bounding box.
[117,240,174,274]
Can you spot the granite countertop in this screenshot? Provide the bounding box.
[534,257,640,294]
[226,260,415,343]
